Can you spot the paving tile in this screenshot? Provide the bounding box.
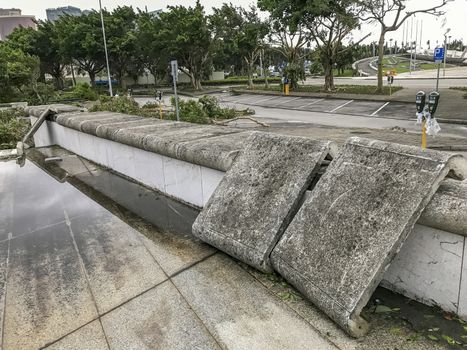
[44,320,108,350]
[69,210,167,314]
[3,223,98,350]
[139,230,215,277]
[172,253,337,350]
[458,238,467,319]
[101,280,220,350]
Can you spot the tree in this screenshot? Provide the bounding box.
[105,6,138,88]
[159,2,212,90]
[0,43,40,102]
[259,0,367,91]
[7,23,65,89]
[359,0,450,93]
[210,4,268,88]
[56,12,106,87]
[268,17,308,89]
[135,11,170,86]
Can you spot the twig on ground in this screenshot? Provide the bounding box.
[212,116,270,127]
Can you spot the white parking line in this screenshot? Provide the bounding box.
[370,102,390,116]
[297,98,325,109]
[255,95,278,104]
[275,97,302,105]
[230,95,262,103]
[328,100,354,113]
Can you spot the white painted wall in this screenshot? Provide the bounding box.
[31,117,467,320]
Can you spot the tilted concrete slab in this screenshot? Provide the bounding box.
[94,118,168,140]
[193,132,337,272]
[271,137,467,337]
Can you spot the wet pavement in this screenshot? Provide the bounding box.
[0,147,464,349]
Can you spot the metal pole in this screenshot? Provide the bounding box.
[436,62,440,92]
[409,17,413,74]
[259,50,264,78]
[443,35,447,77]
[414,20,418,66]
[173,75,180,121]
[99,0,113,97]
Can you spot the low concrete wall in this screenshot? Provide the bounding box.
[29,108,467,321]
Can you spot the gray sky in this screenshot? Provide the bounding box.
[6,0,467,48]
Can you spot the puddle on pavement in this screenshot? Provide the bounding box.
[1,146,466,349]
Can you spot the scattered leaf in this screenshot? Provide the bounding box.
[424,315,435,319]
[392,308,400,312]
[463,325,467,332]
[461,335,467,339]
[428,328,439,332]
[375,305,393,313]
[427,335,438,341]
[443,312,454,321]
[390,327,402,335]
[441,334,460,345]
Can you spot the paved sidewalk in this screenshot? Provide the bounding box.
[0,149,451,350]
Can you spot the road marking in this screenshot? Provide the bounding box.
[230,95,261,103]
[328,100,354,113]
[370,102,390,116]
[255,95,278,104]
[297,98,325,109]
[275,97,302,105]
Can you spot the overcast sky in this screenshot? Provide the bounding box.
[7,0,467,48]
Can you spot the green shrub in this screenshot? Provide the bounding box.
[90,95,140,114]
[0,108,29,150]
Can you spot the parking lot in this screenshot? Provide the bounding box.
[220,93,415,120]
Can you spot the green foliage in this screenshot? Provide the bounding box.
[0,43,40,102]
[158,3,212,90]
[0,109,29,150]
[252,84,402,95]
[168,95,242,123]
[59,83,99,101]
[90,96,140,114]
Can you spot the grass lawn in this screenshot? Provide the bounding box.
[382,56,450,74]
[332,69,354,77]
[257,84,402,96]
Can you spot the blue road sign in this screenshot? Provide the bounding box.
[434,47,445,63]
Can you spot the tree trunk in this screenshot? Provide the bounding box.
[377,30,386,93]
[323,60,334,92]
[89,71,96,87]
[71,62,76,87]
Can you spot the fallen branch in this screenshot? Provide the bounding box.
[212,116,270,127]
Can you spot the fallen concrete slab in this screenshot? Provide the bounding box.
[271,137,467,337]
[193,132,337,272]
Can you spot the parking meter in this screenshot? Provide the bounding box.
[415,91,426,114]
[428,91,440,116]
[156,90,162,102]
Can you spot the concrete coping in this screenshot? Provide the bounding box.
[28,106,250,172]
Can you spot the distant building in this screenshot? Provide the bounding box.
[0,9,36,41]
[0,8,22,16]
[46,6,82,22]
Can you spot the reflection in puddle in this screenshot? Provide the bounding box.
[26,147,200,237]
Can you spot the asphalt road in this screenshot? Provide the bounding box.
[216,93,467,139]
[305,77,467,90]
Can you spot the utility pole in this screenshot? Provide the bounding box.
[414,20,418,66]
[99,0,113,97]
[409,17,414,74]
[443,28,451,77]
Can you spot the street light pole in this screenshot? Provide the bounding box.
[99,0,113,97]
[443,28,450,77]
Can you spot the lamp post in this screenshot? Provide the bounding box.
[99,0,113,97]
[443,28,451,77]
